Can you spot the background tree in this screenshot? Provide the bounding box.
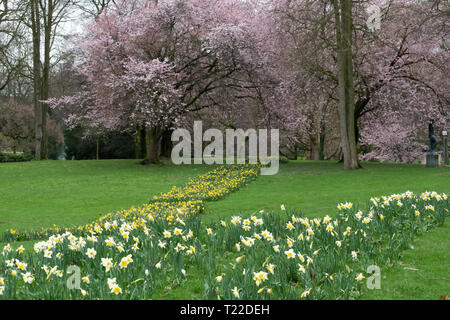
[27,0,74,160]
[0,97,63,155]
[49,0,263,164]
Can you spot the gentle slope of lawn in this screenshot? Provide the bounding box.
[361,219,450,300]
[204,161,450,222]
[0,159,211,234]
[1,159,448,299]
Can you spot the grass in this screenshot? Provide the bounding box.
[154,219,450,301]
[204,161,450,222]
[1,159,449,299]
[0,159,211,235]
[362,218,450,300]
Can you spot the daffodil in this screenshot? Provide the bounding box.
[253,271,268,286]
[16,261,27,271]
[266,264,275,274]
[300,288,311,298]
[105,237,116,247]
[101,258,113,272]
[298,264,306,273]
[285,249,296,259]
[119,254,133,269]
[44,250,53,259]
[286,222,295,230]
[110,284,122,295]
[232,287,241,298]
[326,224,334,232]
[86,248,97,259]
[2,244,12,253]
[362,217,372,224]
[22,272,34,284]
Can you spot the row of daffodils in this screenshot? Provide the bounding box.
[151,164,260,202]
[0,189,448,299]
[3,164,260,242]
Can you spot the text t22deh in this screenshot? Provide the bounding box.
[180,304,270,317]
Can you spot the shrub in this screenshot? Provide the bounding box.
[0,152,33,163]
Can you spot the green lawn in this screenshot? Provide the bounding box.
[0,159,211,234]
[205,161,450,222]
[1,159,449,299]
[362,219,450,300]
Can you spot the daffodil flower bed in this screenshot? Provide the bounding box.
[151,164,260,202]
[3,164,260,242]
[3,200,205,243]
[0,191,447,299]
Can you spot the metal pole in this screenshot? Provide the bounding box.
[443,131,448,165]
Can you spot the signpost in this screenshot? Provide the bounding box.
[443,131,448,166]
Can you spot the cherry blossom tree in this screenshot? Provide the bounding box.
[265,0,449,164]
[48,0,260,164]
[46,0,449,165]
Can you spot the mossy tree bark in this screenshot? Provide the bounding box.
[143,126,163,165]
[333,0,360,170]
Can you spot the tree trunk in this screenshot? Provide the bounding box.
[292,144,298,160]
[160,128,173,158]
[144,126,162,165]
[319,104,327,161]
[40,0,53,160]
[31,0,42,161]
[319,130,325,161]
[96,138,99,160]
[135,125,142,159]
[310,139,320,160]
[333,0,360,170]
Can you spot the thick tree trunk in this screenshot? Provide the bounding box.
[143,126,162,165]
[292,145,298,160]
[333,0,360,170]
[41,1,53,160]
[310,139,320,160]
[319,130,325,161]
[31,0,42,161]
[135,125,143,159]
[160,128,173,158]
